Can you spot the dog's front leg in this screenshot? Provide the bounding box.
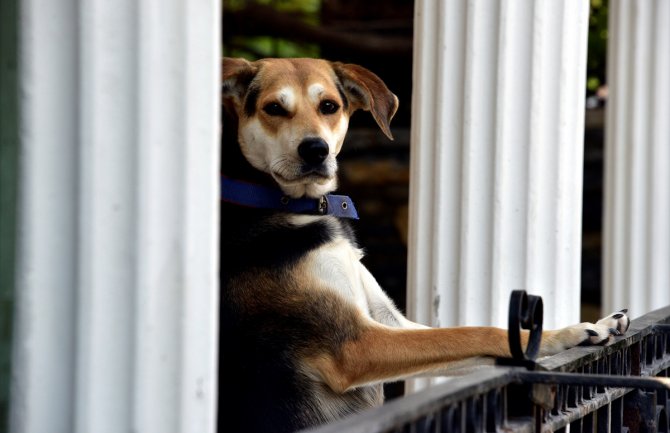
[304,310,630,394]
[359,258,630,354]
[304,322,514,393]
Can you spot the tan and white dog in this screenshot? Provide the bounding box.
[218,57,629,433]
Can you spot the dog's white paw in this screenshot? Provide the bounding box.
[567,309,630,347]
[554,314,628,351]
[542,310,630,355]
[564,323,613,347]
[595,309,630,336]
[578,323,616,346]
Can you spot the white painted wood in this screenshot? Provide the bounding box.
[10,1,79,430]
[12,0,220,432]
[603,0,670,317]
[408,0,590,392]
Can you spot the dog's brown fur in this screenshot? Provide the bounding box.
[219,57,630,433]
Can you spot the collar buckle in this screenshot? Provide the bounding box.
[318,196,328,214]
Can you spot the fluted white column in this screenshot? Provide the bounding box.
[603,0,670,317]
[408,0,589,338]
[11,0,220,432]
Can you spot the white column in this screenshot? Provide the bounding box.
[11,0,220,432]
[408,0,589,335]
[603,0,670,317]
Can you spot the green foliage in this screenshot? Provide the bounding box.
[587,0,609,94]
[224,0,608,93]
[223,0,321,59]
[227,36,320,60]
[225,0,320,14]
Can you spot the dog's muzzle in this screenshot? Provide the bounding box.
[270,138,336,186]
[298,138,329,167]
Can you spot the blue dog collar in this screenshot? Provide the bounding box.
[221,176,359,220]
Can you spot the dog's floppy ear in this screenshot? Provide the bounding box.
[221,57,257,109]
[332,62,399,140]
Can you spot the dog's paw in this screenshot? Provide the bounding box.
[553,321,622,351]
[576,323,617,346]
[543,310,630,355]
[595,309,630,336]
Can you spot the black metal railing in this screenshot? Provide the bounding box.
[305,295,670,433]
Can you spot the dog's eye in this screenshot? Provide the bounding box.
[263,102,288,117]
[319,100,339,115]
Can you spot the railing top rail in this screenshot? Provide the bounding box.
[538,305,670,372]
[303,368,516,433]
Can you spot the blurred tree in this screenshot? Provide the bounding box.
[587,0,609,95]
[222,0,322,59]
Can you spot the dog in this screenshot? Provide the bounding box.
[218,57,630,433]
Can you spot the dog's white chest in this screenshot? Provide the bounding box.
[305,238,371,314]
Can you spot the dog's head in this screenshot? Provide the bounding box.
[221,57,398,198]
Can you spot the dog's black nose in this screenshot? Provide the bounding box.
[298,138,329,166]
